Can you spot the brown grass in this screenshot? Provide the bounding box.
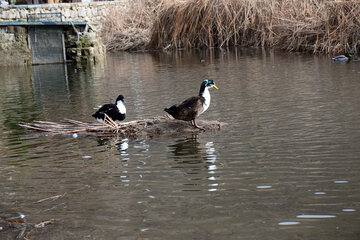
[101,0,360,55]
[148,0,360,54]
[100,0,173,51]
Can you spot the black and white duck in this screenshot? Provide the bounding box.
[92,95,126,123]
[164,79,218,130]
[332,53,352,62]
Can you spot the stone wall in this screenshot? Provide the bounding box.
[0,24,107,66]
[0,1,127,31]
[0,2,125,66]
[0,26,31,66]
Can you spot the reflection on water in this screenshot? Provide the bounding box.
[168,136,222,192]
[278,221,300,226]
[169,136,203,162]
[1,49,360,239]
[297,215,336,219]
[342,209,356,212]
[32,64,70,107]
[256,185,272,189]
[334,180,349,184]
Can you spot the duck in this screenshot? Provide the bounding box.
[332,53,352,62]
[164,79,218,130]
[92,95,126,123]
[74,67,86,73]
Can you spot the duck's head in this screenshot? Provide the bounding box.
[202,79,219,90]
[345,53,352,58]
[116,95,125,104]
[199,79,218,96]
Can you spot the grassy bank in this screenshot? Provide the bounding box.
[102,0,360,55]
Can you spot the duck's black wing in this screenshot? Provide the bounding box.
[178,96,203,109]
[165,96,204,121]
[92,104,119,120]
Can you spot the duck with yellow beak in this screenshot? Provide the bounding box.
[165,79,219,130]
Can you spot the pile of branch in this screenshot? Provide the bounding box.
[19,116,225,138]
[1,217,55,240]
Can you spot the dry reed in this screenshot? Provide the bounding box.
[147,0,360,54]
[100,0,173,51]
[100,0,359,54]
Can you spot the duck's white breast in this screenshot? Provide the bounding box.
[202,87,211,113]
[117,101,126,114]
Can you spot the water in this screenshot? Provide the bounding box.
[0,49,360,239]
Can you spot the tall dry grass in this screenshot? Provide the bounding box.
[100,0,174,51]
[148,0,360,54]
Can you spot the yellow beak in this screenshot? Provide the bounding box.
[213,84,219,90]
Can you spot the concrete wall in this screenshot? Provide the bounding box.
[0,1,127,31]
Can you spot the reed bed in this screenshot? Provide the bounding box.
[100,0,174,51]
[145,0,359,54]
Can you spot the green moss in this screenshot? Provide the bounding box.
[80,35,92,48]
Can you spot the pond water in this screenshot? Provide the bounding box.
[0,49,360,239]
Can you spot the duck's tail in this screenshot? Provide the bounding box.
[164,105,178,117]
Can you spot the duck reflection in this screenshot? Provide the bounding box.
[96,137,129,156]
[169,135,203,165]
[168,136,220,192]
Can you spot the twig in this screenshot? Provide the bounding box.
[36,193,66,203]
[19,124,60,133]
[17,227,27,239]
[34,219,56,229]
[51,128,90,135]
[63,119,89,126]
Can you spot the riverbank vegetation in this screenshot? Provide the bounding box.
[101,0,360,55]
[100,0,172,51]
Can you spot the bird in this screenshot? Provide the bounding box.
[74,67,86,73]
[332,53,352,62]
[164,79,218,130]
[92,95,126,123]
